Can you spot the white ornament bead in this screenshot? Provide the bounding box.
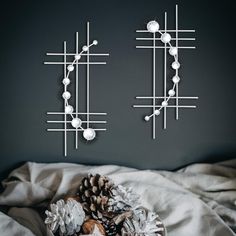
[71,118,82,128]
[154,110,160,115]
[144,116,150,121]
[169,47,178,56]
[162,101,168,107]
[74,54,81,60]
[93,40,98,45]
[172,75,180,84]
[82,46,88,51]
[168,89,175,96]
[62,78,70,85]
[67,65,74,72]
[83,128,96,141]
[147,20,159,33]
[161,33,171,43]
[65,105,73,114]
[62,91,71,100]
[172,61,180,70]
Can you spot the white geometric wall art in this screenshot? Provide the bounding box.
[133,5,198,139]
[44,22,109,156]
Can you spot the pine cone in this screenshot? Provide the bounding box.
[103,219,121,236]
[107,185,140,214]
[77,174,114,219]
[45,199,85,236]
[121,207,165,236]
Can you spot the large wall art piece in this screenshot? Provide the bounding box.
[133,5,198,139]
[45,22,109,156]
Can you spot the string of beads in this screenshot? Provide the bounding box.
[144,20,180,122]
[62,40,98,141]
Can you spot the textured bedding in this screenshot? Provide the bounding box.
[0,160,236,236]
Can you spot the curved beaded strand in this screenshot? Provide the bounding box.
[144,21,180,122]
[62,40,98,141]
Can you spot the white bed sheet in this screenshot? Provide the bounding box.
[0,160,235,236]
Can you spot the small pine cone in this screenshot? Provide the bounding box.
[103,219,121,236]
[77,174,114,219]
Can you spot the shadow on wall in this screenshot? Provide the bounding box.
[174,148,236,171]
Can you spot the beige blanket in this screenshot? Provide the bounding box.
[0,160,236,236]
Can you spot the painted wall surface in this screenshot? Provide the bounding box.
[0,0,236,179]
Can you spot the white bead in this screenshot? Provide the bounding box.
[62,91,71,100]
[71,118,82,128]
[172,61,180,70]
[169,47,178,56]
[144,116,150,121]
[65,105,73,114]
[83,128,96,141]
[147,20,159,33]
[67,65,74,71]
[161,33,171,43]
[168,89,175,96]
[74,54,81,60]
[62,78,70,85]
[172,75,180,84]
[82,46,88,51]
[161,101,168,107]
[154,110,160,115]
[93,40,98,45]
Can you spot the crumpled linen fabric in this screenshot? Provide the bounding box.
[0,160,235,236]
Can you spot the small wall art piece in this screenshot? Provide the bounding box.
[133,5,198,139]
[45,22,109,156]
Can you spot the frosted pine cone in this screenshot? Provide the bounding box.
[45,199,85,236]
[108,185,140,213]
[121,207,165,236]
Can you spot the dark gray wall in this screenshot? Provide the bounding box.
[1,0,236,179]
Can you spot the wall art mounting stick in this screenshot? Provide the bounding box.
[133,5,198,139]
[45,22,109,156]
